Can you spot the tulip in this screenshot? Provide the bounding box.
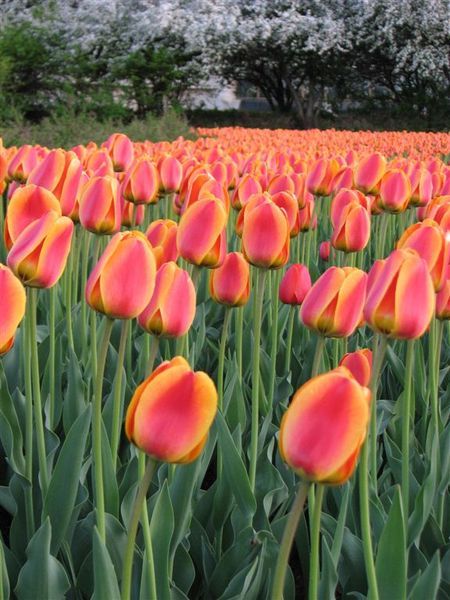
[378,169,411,213]
[409,167,433,207]
[279,264,311,305]
[7,211,74,288]
[301,267,367,338]
[354,152,386,194]
[307,158,340,197]
[330,189,369,228]
[0,264,26,355]
[396,219,448,292]
[298,197,316,231]
[7,145,40,182]
[138,262,196,337]
[241,194,290,269]
[102,133,134,172]
[125,356,218,463]
[339,349,372,387]
[272,191,300,237]
[279,366,370,483]
[436,266,450,320]
[331,202,371,253]
[85,149,114,177]
[177,197,227,269]
[319,241,331,262]
[364,248,435,339]
[121,201,144,228]
[231,174,262,210]
[158,155,183,193]
[79,175,121,235]
[4,184,61,249]
[86,230,156,319]
[145,219,179,268]
[209,251,250,307]
[122,157,159,205]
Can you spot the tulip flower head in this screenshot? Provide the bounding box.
[125,356,218,463]
[0,264,26,355]
[209,251,250,306]
[79,175,122,235]
[339,349,372,387]
[146,219,179,268]
[279,366,370,484]
[279,264,312,305]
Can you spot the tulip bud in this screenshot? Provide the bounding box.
[354,152,386,194]
[86,231,156,319]
[272,191,300,237]
[339,349,372,387]
[279,366,370,484]
[177,197,227,268]
[409,167,433,207]
[378,170,411,213]
[364,248,435,339]
[231,174,262,210]
[138,262,196,337]
[7,145,40,182]
[79,175,121,235]
[146,219,179,268]
[319,241,331,262]
[102,133,134,172]
[331,202,371,253]
[0,264,26,355]
[298,198,316,232]
[301,267,368,338]
[4,184,62,250]
[122,157,159,205]
[158,155,183,193]
[125,356,218,463]
[209,251,250,307]
[396,219,449,291]
[241,194,290,269]
[7,211,74,288]
[279,264,312,305]
[307,158,340,197]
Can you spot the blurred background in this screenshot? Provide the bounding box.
[0,0,449,146]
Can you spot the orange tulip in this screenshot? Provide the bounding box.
[158,155,183,194]
[7,211,74,288]
[339,349,372,387]
[354,152,386,194]
[408,167,433,207]
[307,158,340,196]
[138,262,196,337]
[378,170,411,213]
[241,194,290,268]
[279,366,370,484]
[0,264,27,355]
[79,175,121,235]
[231,174,262,210]
[209,251,250,306]
[331,202,371,253]
[102,133,134,172]
[279,264,312,305]
[301,267,367,337]
[121,201,144,227]
[125,356,217,463]
[4,184,61,249]
[7,145,40,182]
[86,230,156,319]
[319,240,331,262]
[396,219,449,291]
[272,191,300,237]
[436,266,450,320]
[145,219,179,268]
[177,197,227,268]
[364,248,435,339]
[122,157,159,205]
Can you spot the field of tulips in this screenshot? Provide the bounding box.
[0,127,449,600]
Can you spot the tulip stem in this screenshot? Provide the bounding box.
[111,319,131,471]
[401,339,415,528]
[369,334,387,480]
[218,308,232,408]
[249,267,267,492]
[138,452,157,600]
[48,285,56,428]
[23,307,35,537]
[80,230,91,361]
[146,335,159,377]
[89,237,102,377]
[271,480,309,600]
[284,305,296,374]
[309,484,325,600]
[93,317,114,541]
[29,288,49,494]
[311,336,325,377]
[235,306,244,382]
[268,270,282,407]
[65,247,75,350]
[121,457,157,600]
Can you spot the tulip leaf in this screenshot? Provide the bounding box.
[410,552,441,600]
[150,480,174,600]
[0,366,25,475]
[101,419,119,517]
[62,346,87,434]
[43,405,91,554]
[15,518,70,600]
[375,486,406,600]
[92,526,120,600]
[215,411,256,519]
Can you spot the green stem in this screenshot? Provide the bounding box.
[401,340,415,528]
[249,267,267,492]
[23,306,35,537]
[48,286,56,428]
[111,319,131,471]
[218,308,232,408]
[65,248,75,350]
[284,306,296,374]
[235,306,244,382]
[311,336,325,377]
[268,270,282,407]
[138,452,157,600]
[121,457,157,600]
[93,317,114,541]
[89,237,102,376]
[29,288,49,494]
[308,484,325,600]
[80,230,91,362]
[271,481,309,600]
[369,335,388,480]
[146,335,160,378]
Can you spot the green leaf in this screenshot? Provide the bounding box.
[0,364,25,475]
[215,411,256,519]
[150,481,174,600]
[15,518,70,600]
[0,536,10,600]
[319,537,338,600]
[92,526,121,600]
[410,552,441,600]
[375,486,406,600]
[63,346,87,434]
[43,405,91,554]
